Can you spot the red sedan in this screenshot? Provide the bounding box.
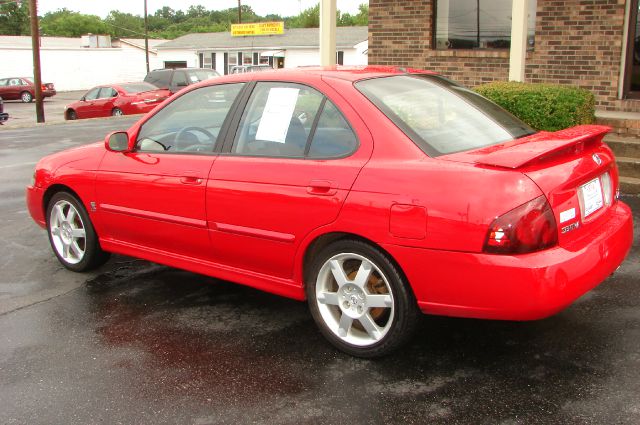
[0,77,56,103]
[26,67,633,357]
[64,82,171,120]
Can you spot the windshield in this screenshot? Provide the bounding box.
[355,75,535,157]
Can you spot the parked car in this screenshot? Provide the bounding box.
[144,68,219,94]
[64,82,171,120]
[229,65,274,74]
[0,96,8,124]
[26,67,633,357]
[0,77,56,102]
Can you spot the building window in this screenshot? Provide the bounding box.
[435,0,536,50]
[198,53,204,68]
[336,51,344,65]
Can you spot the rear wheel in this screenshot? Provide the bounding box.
[46,192,109,272]
[306,239,420,357]
[21,91,32,103]
[111,108,123,116]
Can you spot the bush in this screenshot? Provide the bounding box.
[473,81,595,131]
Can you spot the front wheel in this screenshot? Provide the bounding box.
[111,108,123,117]
[306,240,420,357]
[46,192,110,272]
[21,91,33,103]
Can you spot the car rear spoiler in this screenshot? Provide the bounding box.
[473,125,611,169]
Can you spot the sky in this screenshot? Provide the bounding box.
[37,0,367,19]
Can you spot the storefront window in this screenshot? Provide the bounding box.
[435,0,536,49]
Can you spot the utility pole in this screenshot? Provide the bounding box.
[144,0,150,73]
[29,0,44,123]
[238,0,242,23]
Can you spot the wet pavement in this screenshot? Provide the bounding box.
[0,121,639,424]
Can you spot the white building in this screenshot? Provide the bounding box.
[0,35,165,91]
[155,26,368,75]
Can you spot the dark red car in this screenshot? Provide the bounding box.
[64,82,171,120]
[26,67,633,357]
[0,77,56,103]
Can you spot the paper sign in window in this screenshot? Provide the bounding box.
[255,87,299,143]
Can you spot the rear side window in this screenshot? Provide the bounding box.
[145,70,171,88]
[308,101,357,158]
[172,71,188,87]
[356,75,534,156]
[232,82,357,159]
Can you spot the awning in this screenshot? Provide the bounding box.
[260,50,285,57]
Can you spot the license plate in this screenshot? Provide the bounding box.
[581,177,604,217]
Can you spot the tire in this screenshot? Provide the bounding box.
[306,239,420,357]
[111,108,123,117]
[46,192,110,272]
[21,91,33,103]
[66,109,77,120]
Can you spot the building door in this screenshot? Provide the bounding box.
[624,0,640,98]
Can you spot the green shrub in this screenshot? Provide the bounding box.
[473,81,595,131]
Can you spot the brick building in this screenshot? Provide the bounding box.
[368,0,639,112]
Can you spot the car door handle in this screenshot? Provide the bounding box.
[180,175,202,185]
[307,180,337,196]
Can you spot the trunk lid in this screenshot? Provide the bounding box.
[443,125,619,246]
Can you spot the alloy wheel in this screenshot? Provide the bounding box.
[315,253,395,347]
[48,199,86,265]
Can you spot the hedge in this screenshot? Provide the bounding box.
[473,82,595,131]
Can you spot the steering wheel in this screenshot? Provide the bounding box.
[174,126,216,152]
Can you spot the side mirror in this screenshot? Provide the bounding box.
[105,131,130,152]
[176,81,188,87]
[80,96,85,101]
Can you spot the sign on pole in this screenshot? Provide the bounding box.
[231,22,284,37]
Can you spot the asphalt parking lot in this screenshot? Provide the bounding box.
[0,119,639,424]
[1,91,84,127]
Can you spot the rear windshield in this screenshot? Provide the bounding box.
[120,82,159,93]
[355,75,535,157]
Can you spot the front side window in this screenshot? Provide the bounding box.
[84,88,101,101]
[98,87,117,98]
[356,75,534,156]
[136,83,244,154]
[435,0,537,50]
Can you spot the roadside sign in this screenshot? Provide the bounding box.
[231,22,284,37]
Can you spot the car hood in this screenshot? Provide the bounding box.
[36,141,106,175]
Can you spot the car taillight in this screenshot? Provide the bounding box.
[601,171,613,206]
[484,195,558,254]
[41,85,47,91]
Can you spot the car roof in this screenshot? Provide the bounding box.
[210,66,437,84]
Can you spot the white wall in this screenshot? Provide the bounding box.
[156,49,199,69]
[156,46,367,75]
[0,46,163,91]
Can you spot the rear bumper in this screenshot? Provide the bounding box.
[43,90,56,98]
[384,201,633,321]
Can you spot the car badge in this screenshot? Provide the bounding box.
[592,153,602,166]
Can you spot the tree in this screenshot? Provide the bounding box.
[40,9,108,37]
[354,4,368,26]
[104,10,145,38]
[0,1,30,35]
